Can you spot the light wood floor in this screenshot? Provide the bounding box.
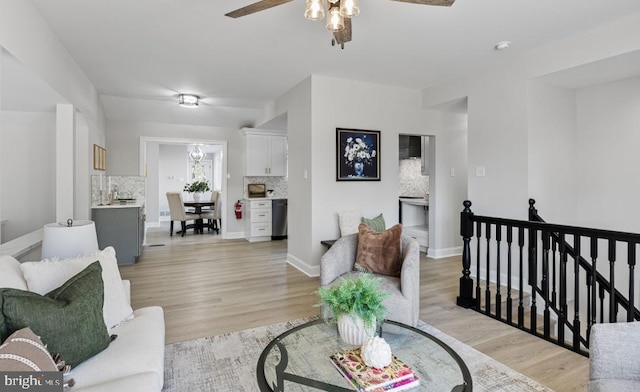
[119,224,588,392]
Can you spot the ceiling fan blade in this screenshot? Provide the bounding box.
[225,0,295,18]
[333,18,352,44]
[391,0,455,6]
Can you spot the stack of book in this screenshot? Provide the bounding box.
[330,348,420,391]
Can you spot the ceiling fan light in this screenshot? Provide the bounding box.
[304,0,325,20]
[340,0,359,17]
[178,94,199,108]
[326,5,345,32]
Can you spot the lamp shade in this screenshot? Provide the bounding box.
[41,220,99,259]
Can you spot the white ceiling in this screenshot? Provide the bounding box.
[1,49,67,112]
[7,1,640,124]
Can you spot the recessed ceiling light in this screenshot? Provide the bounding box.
[494,41,511,51]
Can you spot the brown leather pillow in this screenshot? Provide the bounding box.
[354,223,403,277]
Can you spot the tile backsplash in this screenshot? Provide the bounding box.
[399,159,429,197]
[92,175,145,205]
[243,176,288,198]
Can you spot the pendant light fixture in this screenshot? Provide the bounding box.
[326,1,345,32]
[188,145,205,162]
[304,0,325,21]
[340,0,359,17]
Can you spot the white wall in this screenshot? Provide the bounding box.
[106,120,244,236]
[158,144,188,220]
[527,81,577,224]
[145,142,159,226]
[0,1,107,245]
[0,111,56,241]
[431,109,469,256]
[275,75,447,274]
[273,77,313,270]
[0,49,3,243]
[423,65,531,221]
[0,0,106,132]
[575,76,640,233]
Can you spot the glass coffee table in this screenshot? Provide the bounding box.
[257,319,472,391]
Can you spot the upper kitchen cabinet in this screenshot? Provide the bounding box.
[242,128,287,176]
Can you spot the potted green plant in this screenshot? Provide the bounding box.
[316,274,389,345]
[183,181,210,202]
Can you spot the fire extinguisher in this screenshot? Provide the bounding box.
[234,200,242,219]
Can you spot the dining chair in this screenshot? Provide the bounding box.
[200,191,220,233]
[166,192,200,237]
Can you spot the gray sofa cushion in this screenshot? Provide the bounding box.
[588,379,640,392]
[588,322,640,392]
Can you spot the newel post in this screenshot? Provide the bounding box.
[457,200,477,308]
[528,198,537,221]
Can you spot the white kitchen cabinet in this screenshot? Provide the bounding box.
[243,128,287,176]
[244,199,272,242]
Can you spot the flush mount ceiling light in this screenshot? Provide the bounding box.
[225,0,455,50]
[178,94,199,108]
[494,41,511,51]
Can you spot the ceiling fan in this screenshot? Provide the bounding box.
[225,0,455,49]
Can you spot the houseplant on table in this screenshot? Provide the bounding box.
[316,273,389,345]
[183,181,210,202]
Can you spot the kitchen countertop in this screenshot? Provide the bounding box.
[399,197,428,206]
[92,201,144,209]
[244,197,287,201]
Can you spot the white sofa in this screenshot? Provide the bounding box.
[0,248,165,392]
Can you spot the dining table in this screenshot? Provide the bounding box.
[183,201,215,234]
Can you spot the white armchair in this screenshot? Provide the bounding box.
[320,233,421,327]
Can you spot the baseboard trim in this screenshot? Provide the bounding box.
[287,253,320,277]
[224,231,245,240]
[428,246,462,259]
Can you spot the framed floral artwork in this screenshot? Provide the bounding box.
[336,128,380,181]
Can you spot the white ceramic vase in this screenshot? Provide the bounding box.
[193,192,203,202]
[337,314,375,345]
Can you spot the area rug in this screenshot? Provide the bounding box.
[163,317,553,391]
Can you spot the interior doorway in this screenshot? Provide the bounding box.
[398,134,432,253]
[139,137,228,237]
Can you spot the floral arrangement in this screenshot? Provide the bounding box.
[183,181,210,193]
[316,274,389,331]
[343,136,376,168]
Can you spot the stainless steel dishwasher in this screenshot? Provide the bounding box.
[271,199,287,240]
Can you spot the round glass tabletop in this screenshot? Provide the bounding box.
[257,319,472,391]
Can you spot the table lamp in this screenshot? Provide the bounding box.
[41,219,100,259]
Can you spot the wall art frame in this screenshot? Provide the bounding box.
[93,144,106,171]
[336,128,381,181]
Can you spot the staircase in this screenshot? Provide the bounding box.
[456,199,640,357]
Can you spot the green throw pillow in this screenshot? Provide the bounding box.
[0,261,111,367]
[361,213,385,233]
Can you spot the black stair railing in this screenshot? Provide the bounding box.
[456,199,640,356]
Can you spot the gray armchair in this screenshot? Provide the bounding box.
[320,233,421,327]
[589,321,640,392]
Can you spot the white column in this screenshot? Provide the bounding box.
[56,103,75,221]
[74,113,90,220]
